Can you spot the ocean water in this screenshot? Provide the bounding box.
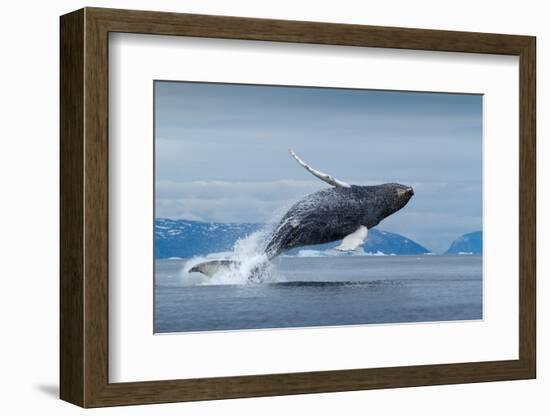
[154,255,482,333]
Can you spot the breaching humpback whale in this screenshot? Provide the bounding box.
[189,150,414,277]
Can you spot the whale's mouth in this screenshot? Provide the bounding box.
[398,187,414,198]
[395,186,414,212]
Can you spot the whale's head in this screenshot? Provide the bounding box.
[392,183,415,210]
[286,150,414,226]
[356,183,414,227]
[379,183,414,217]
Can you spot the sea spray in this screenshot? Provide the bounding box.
[180,227,285,285]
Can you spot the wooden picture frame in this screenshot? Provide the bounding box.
[60,7,536,408]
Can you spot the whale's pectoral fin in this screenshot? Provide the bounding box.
[289,149,351,188]
[336,225,368,251]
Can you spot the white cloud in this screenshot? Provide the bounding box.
[155,179,326,223]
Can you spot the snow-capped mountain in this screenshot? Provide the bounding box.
[155,218,261,259]
[445,231,482,255]
[155,219,431,259]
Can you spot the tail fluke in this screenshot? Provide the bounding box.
[188,260,237,277]
[188,259,270,282]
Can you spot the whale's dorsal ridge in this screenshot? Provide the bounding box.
[289,149,351,188]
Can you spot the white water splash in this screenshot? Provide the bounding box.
[180,227,285,285]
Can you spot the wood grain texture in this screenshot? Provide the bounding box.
[518,38,536,375]
[89,7,532,54]
[59,7,537,408]
[59,8,84,407]
[83,10,110,406]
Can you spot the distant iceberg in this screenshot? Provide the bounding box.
[295,249,327,258]
[206,251,234,259]
[293,248,394,258]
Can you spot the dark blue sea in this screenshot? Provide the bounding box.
[154,255,482,333]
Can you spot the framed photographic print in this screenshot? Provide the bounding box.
[60,7,536,408]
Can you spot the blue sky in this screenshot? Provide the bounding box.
[155,81,482,253]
